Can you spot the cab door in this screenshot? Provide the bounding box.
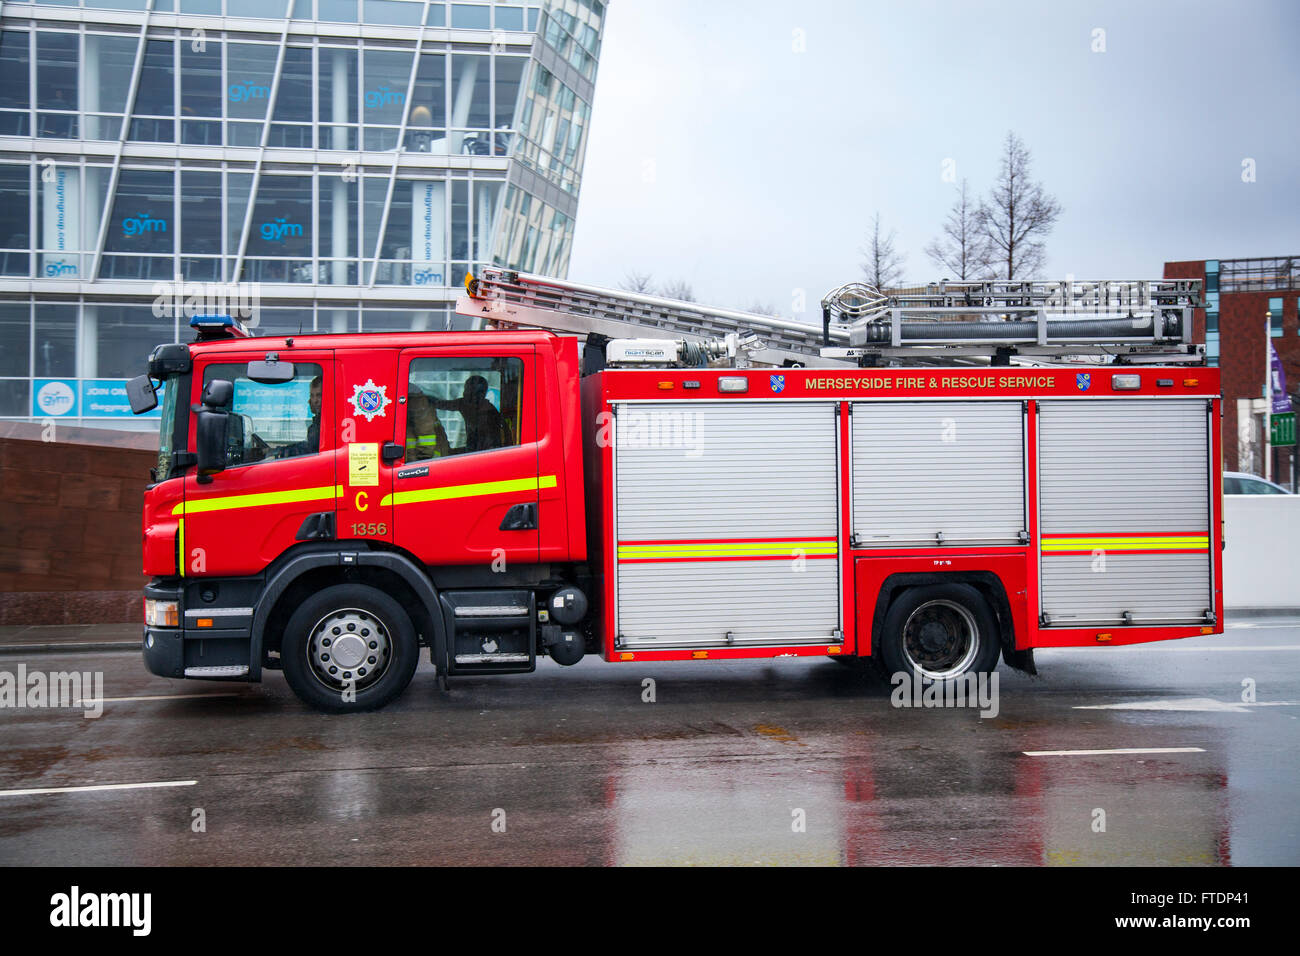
[180,351,334,577]
[392,345,539,566]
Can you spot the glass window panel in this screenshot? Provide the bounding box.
[362,176,387,263]
[226,43,278,121]
[407,52,446,128]
[0,380,29,417]
[248,175,313,257]
[450,178,468,261]
[180,170,222,257]
[180,0,222,11]
[494,56,524,134]
[181,41,223,119]
[251,307,316,337]
[102,168,175,255]
[450,53,489,153]
[227,0,274,16]
[95,305,175,379]
[451,4,490,29]
[85,0,149,8]
[269,45,313,148]
[318,0,359,22]
[0,303,30,378]
[495,6,523,31]
[425,3,446,26]
[129,39,176,143]
[34,304,75,378]
[364,0,422,24]
[318,174,358,285]
[0,164,31,277]
[526,7,538,30]
[84,33,138,140]
[0,32,31,136]
[291,0,314,18]
[473,179,500,262]
[36,31,78,138]
[319,47,358,150]
[407,355,522,454]
[202,362,323,464]
[363,309,449,332]
[363,49,413,125]
[378,179,413,282]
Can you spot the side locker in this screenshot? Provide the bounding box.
[1037,399,1213,626]
[333,349,397,548]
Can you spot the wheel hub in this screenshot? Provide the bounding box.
[902,599,980,680]
[307,608,391,691]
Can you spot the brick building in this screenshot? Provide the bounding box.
[1164,256,1299,487]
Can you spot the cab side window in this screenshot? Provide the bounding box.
[202,363,324,467]
[406,357,523,461]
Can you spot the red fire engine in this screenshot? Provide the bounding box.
[129,271,1221,712]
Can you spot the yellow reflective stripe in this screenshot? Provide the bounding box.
[177,517,185,578]
[172,484,344,516]
[381,474,557,508]
[1042,535,1209,552]
[618,540,838,560]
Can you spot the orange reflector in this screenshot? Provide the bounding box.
[692,650,709,659]
[196,618,213,628]
[619,653,635,661]
[1096,632,1112,642]
[657,381,674,390]
[1201,626,1214,634]
[827,646,842,655]
[1184,379,1199,386]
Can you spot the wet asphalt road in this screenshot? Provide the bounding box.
[1,621,1298,866]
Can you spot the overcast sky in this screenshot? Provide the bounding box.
[567,0,1300,319]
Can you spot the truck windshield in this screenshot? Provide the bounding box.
[156,374,180,478]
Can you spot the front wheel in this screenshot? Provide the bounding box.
[280,584,419,712]
[878,583,1001,682]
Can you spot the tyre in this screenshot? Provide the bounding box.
[877,583,1001,682]
[280,583,419,713]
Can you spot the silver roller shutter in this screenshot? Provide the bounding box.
[613,401,839,647]
[851,401,1026,546]
[1038,399,1212,626]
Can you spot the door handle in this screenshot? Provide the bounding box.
[499,502,537,531]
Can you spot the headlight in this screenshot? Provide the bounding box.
[145,598,180,628]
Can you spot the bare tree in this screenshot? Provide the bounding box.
[659,279,696,302]
[977,132,1062,279]
[744,301,780,316]
[924,179,993,280]
[619,270,655,294]
[861,212,906,291]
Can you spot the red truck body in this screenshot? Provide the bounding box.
[137,325,1223,711]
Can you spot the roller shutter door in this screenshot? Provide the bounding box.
[614,402,839,647]
[1038,399,1212,626]
[851,401,1026,546]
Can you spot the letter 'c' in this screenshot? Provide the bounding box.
[355,491,368,511]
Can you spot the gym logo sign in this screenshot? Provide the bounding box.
[348,379,391,422]
[1076,372,1091,392]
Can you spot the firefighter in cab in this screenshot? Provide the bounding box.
[406,386,451,460]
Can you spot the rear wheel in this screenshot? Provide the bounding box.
[281,584,418,712]
[878,583,1001,682]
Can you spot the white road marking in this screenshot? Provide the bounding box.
[71,693,245,705]
[1023,747,1205,757]
[1074,698,1299,713]
[0,780,197,798]
[1042,644,1300,652]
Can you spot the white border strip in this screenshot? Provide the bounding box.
[0,780,197,798]
[1023,747,1206,757]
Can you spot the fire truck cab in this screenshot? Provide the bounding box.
[130,273,1223,712]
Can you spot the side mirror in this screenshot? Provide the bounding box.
[246,359,295,384]
[195,409,229,477]
[195,378,234,477]
[126,375,158,414]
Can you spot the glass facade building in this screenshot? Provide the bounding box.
[0,0,603,427]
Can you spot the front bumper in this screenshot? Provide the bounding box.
[142,579,257,681]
